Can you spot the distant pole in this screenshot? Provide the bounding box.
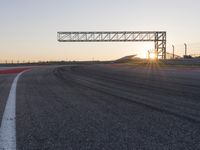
[155,50,158,61]
[172,45,175,59]
[184,43,187,56]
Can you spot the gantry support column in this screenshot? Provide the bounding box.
[154,32,166,59]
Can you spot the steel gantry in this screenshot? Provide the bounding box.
[57,31,166,59]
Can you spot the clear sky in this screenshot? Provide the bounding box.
[0,0,200,61]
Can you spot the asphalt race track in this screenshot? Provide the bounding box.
[0,64,200,150]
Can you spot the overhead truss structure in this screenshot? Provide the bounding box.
[57,31,166,59]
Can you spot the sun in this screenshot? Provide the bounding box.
[149,53,156,59]
[136,43,155,59]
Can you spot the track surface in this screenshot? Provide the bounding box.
[1,64,200,149]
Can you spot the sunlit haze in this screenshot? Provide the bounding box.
[0,0,200,61]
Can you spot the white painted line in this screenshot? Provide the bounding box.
[0,71,25,150]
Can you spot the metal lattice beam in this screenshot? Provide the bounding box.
[57,31,166,59]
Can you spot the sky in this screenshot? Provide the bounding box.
[0,0,200,61]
